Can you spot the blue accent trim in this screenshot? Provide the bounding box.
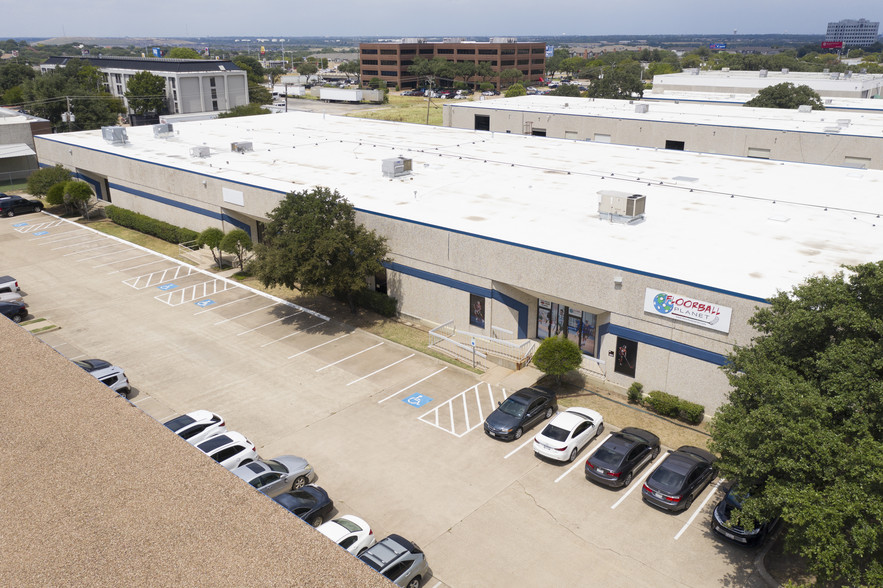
[604,323,729,366]
[384,261,529,338]
[108,182,251,236]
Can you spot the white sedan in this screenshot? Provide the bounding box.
[163,410,226,446]
[533,407,604,462]
[317,515,376,556]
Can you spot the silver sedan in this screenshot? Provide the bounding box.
[231,456,316,497]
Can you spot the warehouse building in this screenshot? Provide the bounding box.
[40,55,249,116]
[641,89,883,114]
[652,69,883,99]
[443,95,883,169]
[33,113,883,411]
[0,107,50,182]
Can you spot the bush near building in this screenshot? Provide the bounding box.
[644,390,705,425]
[105,205,198,244]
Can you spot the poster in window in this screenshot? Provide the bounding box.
[580,312,597,356]
[537,300,552,339]
[567,307,582,342]
[470,294,485,328]
[554,304,565,337]
[614,337,638,378]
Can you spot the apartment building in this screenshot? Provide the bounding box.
[825,18,880,47]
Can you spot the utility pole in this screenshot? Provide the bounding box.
[425,76,433,125]
[66,96,72,132]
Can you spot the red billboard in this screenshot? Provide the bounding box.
[821,41,844,49]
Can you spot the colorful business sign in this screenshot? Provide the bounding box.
[821,41,844,49]
[709,43,727,50]
[643,288,732,333]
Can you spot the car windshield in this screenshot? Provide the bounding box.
[264,459,288,473]
[540,424,569,442]
[498,397,527,418]
[334,518,362,533]
[649,467,686,493]
[592,445,625,466]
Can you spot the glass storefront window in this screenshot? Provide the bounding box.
[537,300,597,357]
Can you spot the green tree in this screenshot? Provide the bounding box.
[27,165,71,197]
[297,61,318,76]
[744,82,825,110]
[499,68,523,88]
[45,181,66,207]
[532,335,583,384]
[233,56,266,84]
[166,47,201,59]
[64,180,94,218]
[560,56,588,76]
[197,227,225,269]
[545,47,571,78]
[220,229,253,271]
[338,60,360,83]
[474,61,496,89]
[0,61,35,93]
[550,83,582,97]
[217,103,270,118]
[251,187,389,312]
[709,262,883,586]
[585,64,644,100]
[124,70,166,115]
[504,83,526,98]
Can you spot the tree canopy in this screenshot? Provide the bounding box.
[504,83,526,98]
[124,70,167,115]
[709,262,883,586]
[196,227,225,269]
[585,63,644,100]
[744,82,825,110]
[251,187,389,310]
[220,229,253,271]
[27,164,71,197]
[532,336,583,384]
[166,47,201,60]
[217,103,270,118]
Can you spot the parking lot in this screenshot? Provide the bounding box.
[4,213,770,587]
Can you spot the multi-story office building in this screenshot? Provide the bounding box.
[359,38,546,90]
[825,18,880,47]
[40,56,249,115]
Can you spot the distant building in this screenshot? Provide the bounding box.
[652,69,883,99]
[40,56,249,116]
[825,18,880,47]
[359,38,546,90]
[0,107,50,182]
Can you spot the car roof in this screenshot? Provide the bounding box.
[675,446,717,464]
[552,407,601,429]
[661,446,716,475]
[197,431,248,453]
[232,460,271,480]
[75,359,114,372]
[361,534,418,568]
[619,427,659,446]
[510,387,552,402]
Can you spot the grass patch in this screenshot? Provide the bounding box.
[21,317,46,326]
[79,218,192,262]
[346,94,452,126]
[29,325,59,334]
[0,181,29,192]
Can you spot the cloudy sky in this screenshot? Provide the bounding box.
[3,0,881,38]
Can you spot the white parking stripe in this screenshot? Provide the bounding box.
[348,354,414,386]
[76,248,128,261]
[555,432,612,483]
[107,258,167,273]
[214,302,279,325]
[610,452,669,510]
[259,318,326,347]
[674,481,722,540]
[51,237,105,250]
[378,367,447,403]
[504,436,535,459]
[35,231,88,244]
[236,311,302,335]
[194,294,257,315]
[63,243,116,256]
[316,342,384,372]
[93,252,153,268]
[288,333,351,359]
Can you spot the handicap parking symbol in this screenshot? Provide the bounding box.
[195,299,215,308]
[157,283,178,291]
[33,230,48,236]
[12,222,28,227]
[402,393,433,408]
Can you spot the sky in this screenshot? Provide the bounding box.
[2,0,881,39]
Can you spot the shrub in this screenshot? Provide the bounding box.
[627,382,644,404]
[532,335,583,383]
[105,205,198,244]
[344,288,398,317]
[27,165,71,197]
[678,400,705,425]
[45,182,67,206]
[645,390,680,418]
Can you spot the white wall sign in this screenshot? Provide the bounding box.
[222,187,244,206]
[643,288,732,333]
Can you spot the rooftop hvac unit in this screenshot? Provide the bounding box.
[153,123,174,138]
[797,105,812,113]
[101,126,128,145]
[597,190,646,225]
[382,156,412,178]
[634,103,649,114]
[231,141,253,153]
[190,146,211,158]
[831,73,840,79]
[845,71,853,78]
[689,68,700,75]
[721,67,730,72]
[836,119,851,127]
[824,126,842,133]
[759,69,768,77]
[781,68,789,74]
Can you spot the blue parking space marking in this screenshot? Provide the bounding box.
[33,230,49,236]
[195,299,215,308]
[12,222,28,227]
[403,393,433,408]
[157,283,178,291]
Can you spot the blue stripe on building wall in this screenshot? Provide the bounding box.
[600,322,729,366]
[383,261,530,338]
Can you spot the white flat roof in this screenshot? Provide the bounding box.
[653,70,883,93]
[641,90,883,113]
[449,95,883,137]
[36,113,883,301]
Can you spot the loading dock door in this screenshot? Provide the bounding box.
[474,115,490,131]
[665,140,685,151]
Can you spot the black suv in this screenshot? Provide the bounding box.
[0,193,44,217]
[484,387,557,441]
[585,426,660,487]
[642,446,717,512]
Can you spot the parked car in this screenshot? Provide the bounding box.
[73,358,131,397]
[195,431,258,470]
[0,275,20,294]
[0,194,43,217]
[0,299,28,323]
[318,515,376,556]
[484,387,557,441]
[642,446,717,512]
[358,534,429,588]
[273,484,334,527]
[533,407,604,462]
[232,456,316,497]
[711,484,778,546]
[585,427,660,488]
[0,291,23,303]
[163,410,226,445]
